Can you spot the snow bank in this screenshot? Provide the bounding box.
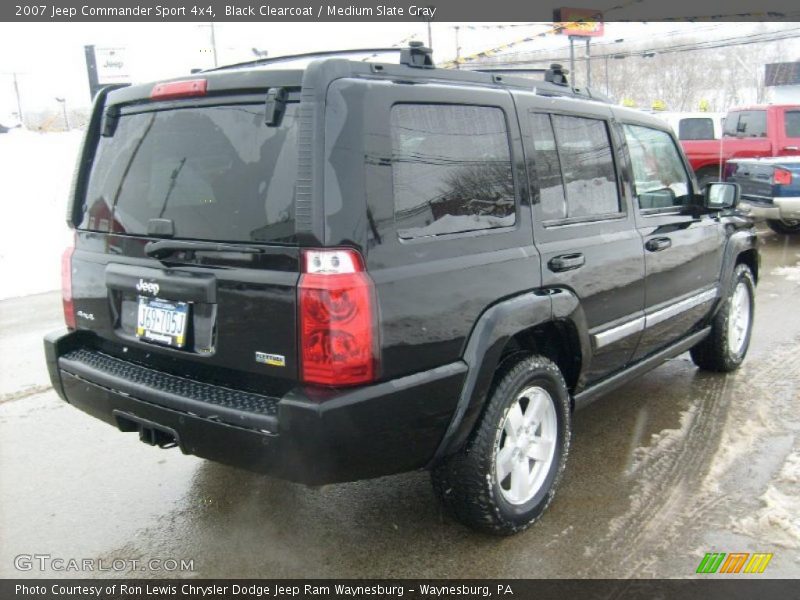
[733,450,800,548]
[0,130,82,300]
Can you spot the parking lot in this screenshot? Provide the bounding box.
[0,228,797,578]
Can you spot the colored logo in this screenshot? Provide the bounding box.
[696,552,773,574]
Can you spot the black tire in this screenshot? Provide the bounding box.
[766,219,800,235]
[431,355,571,535]
[690,263,755,372]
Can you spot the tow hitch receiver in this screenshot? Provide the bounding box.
[113,410,180,449]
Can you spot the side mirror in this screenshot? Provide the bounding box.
[704,182,740,210]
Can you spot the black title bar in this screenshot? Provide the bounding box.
[4,0,800,21]
[3,580,800,600]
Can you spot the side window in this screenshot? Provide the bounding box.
[623,124,691,211]
[724,111,767,138]
[390,104,516,240]
[528,113,566,220]
[550,115,621,219]
[678,118,715,140]
[785,110,800,138]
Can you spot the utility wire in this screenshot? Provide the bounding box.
[471,28,800,68]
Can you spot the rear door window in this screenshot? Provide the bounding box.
[785,110,800,138]
[528,113,566,220]
[390,104,516,239]
[81,103,299,243]
[549,115,621,220]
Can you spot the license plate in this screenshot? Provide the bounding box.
[136,297,189,348]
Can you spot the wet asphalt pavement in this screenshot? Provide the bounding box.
[1,227,798,579]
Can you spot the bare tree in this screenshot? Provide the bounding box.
[477,25,797,112]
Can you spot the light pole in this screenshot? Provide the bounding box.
[454,26,461,69]
[210,22,218,67]
[197,23,219,67]
[55,97,69,130]
[13,72,24,127]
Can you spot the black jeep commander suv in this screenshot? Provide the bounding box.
[45,44,758,535]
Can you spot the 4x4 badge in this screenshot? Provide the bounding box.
[255,352,286,367]
[136,279,160,296]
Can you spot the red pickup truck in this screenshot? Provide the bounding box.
[682,104,800,186]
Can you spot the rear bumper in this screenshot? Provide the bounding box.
[740,197,800,221]
[45,330,466,485]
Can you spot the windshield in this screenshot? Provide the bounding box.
[80,103,299,244]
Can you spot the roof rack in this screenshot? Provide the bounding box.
[201,45,607,104]
[400,41,434,68]
[471,64,570,87]
[206,48,404,72]
[468,63,613,103]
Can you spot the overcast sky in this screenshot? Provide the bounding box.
[0,21,796,114]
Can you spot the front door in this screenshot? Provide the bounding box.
[620,121,725,361]
[516,94,646,384]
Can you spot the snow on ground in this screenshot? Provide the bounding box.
[771,260,800,284]
[0,129,82,300]
[733,450,800,549]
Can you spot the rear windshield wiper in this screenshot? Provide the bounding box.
[144,239,268,260]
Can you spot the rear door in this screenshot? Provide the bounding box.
[776,107,800,156]
[516,94,645,383]
[69,89,303,394]
[720,109,773,159]
[620,119,724,361]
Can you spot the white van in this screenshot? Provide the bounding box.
[652,111,725,141]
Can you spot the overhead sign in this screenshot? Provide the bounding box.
[765,62,800,87]
[94,46,131,85]
[554,7,604,37]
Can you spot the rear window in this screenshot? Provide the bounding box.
[724,110,767,138]
[80,103,299,243]
[786,110,800,138]
[678,118,715,140]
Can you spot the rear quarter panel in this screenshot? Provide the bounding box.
[323,78,542,381]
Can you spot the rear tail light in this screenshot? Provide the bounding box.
[774,168,793,186]
[150,79,207,100]
[61,245,75,330]
[298,249,378,386]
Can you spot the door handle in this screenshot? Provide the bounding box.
[645,237,672,252]
[548,253,585,272]
[783,145,799,152]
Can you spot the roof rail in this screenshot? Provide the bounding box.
[206,47,403,72]
[400,41,434,68]
[468,63,611,102]
[471,63,570,87]
[472,67,548,75]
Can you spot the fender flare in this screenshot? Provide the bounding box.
[714,224,759,315]
[427,289,591,466]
